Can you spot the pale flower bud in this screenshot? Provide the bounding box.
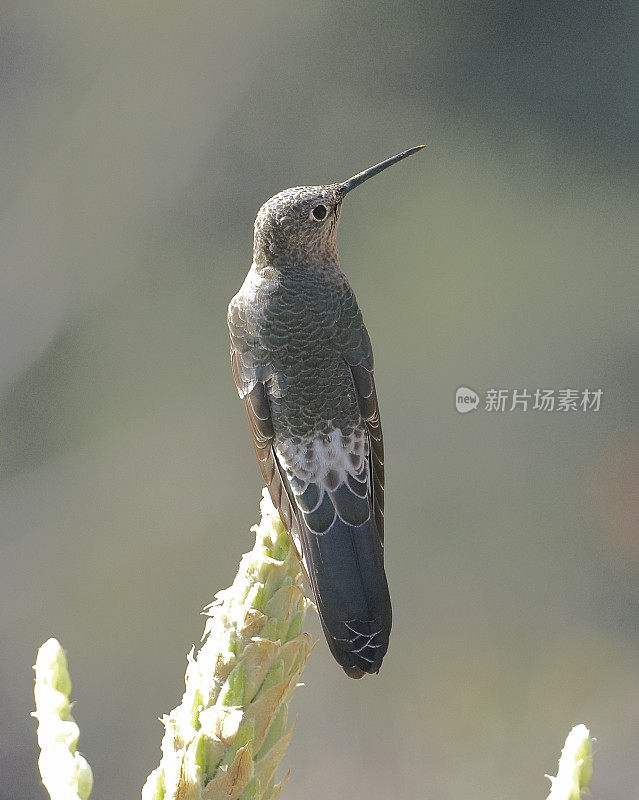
[32,638,94,800]
[545,724,594,800]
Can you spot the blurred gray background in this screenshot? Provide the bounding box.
[1,2,638,798]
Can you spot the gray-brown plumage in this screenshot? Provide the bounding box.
[228,147,425,677]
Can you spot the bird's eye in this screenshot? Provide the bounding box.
[311,204,328,221]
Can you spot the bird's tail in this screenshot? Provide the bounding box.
[296,513,392,678]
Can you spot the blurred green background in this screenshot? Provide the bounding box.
[1,2,638,798]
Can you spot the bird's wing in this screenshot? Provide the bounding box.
[227,294,301,558]
[229,287,390,677]
[285,293,389,677]
[338,292,385,544]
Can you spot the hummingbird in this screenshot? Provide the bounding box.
[228,146,425,678]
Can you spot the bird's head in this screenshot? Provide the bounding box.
[252,145,426,269]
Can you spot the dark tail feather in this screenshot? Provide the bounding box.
[298,514,392,678]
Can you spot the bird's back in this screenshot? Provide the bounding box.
[229,261,391,677]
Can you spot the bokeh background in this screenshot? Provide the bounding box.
[2,2,638,798]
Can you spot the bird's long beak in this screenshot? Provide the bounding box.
[338,145,426,195]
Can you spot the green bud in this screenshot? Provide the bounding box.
[221,664,245,707]
[241,778,261,800]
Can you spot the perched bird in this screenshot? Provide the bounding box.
[228,146,425,677]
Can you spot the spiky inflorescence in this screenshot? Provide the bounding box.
[545,724,594,800]
[32,638,94,800]
[142,489,312,800]
[31,497,595,800]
